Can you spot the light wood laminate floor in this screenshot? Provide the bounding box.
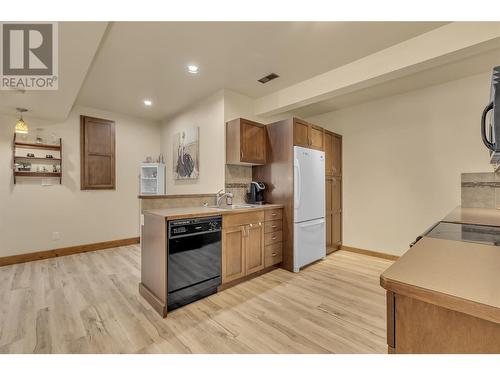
[0,246,393,354]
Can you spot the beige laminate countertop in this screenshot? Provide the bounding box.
[144,203,283,220]
[381,206,500,324]
[443,206,500,227]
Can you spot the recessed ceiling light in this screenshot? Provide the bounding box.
[187,65,199,74]
[144,99,153,107]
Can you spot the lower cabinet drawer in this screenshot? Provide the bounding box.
[265,243,283,267]
[264,219,283,233]
[265,231,283,246]
[265,209,283,221]
[223,210,264,228]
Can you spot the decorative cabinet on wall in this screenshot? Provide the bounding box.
[226,118,267,165]
[80,115,116,190]
[324,130,342,253]
[293,118,324,150]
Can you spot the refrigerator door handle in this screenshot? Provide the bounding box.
[294,159,301,209]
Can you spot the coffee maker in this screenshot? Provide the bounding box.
[246,181,266,204]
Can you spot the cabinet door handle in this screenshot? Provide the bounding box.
[240,150,244,159]
[272,252,277,256]
[272,225,277,228]
[272,236,277,240]
[271,213,277,216]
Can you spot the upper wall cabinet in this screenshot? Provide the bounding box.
[293,118,324,151]
[80,115,116,190]
[226,118,267,165]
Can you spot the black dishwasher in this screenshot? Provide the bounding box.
[167,216,222,311]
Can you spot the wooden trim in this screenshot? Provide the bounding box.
[0,237,140,267]
[139,283,167,318]
[326,246,340,254]
[387,291,396,348]
[341,245,400,261]
[218,265,279,291]
[138,193,216,199]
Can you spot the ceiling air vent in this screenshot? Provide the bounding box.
[258,73,279,84]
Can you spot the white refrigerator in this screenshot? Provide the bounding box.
[293,146,326,272]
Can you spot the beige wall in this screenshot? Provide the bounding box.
[0,106,160,257]
[159,89,282,197]
[307,72,493,256]
[160,90,225,195]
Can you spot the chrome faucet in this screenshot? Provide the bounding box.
[216,189,233,207]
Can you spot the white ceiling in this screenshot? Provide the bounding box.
[291,47,500,119]
[0,22,108,121]
[75,22,447,121]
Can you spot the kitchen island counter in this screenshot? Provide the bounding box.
[380,206,500,353]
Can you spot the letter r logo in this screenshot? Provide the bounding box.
[2,23,53,75]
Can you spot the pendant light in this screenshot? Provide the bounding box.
[15,107,28,134]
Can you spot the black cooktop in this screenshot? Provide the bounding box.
[425,221,500,246]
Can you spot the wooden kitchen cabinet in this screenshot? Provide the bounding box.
[324,130,342,254]
[310,125,324,150]
[263,208,284,267]
[293,118,324,151]
[222,209,283,284]
[332,134,342,176]
[325,130,342,177]
[324,131,334,176]
[222,211,265,283]
[222,226,246,283]
[293,119,310,148]
[325,177,333,251]
[245,223,265,274]
[226,118,267,165]
[325,176,342,252]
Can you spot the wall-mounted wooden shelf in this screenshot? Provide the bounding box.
[14,141,61,150]
[14,156,61,162]
[14,172,62,178]
[13,134,63,184]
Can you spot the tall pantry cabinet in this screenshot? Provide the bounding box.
[253,117,342,272]
[324,130,342,253]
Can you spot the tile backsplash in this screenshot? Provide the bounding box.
[461,172,500,208]
[225,165,252,204]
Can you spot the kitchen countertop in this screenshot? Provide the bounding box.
[381,206,500,324]
[443,206,500,227]
[144,203,284,220]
